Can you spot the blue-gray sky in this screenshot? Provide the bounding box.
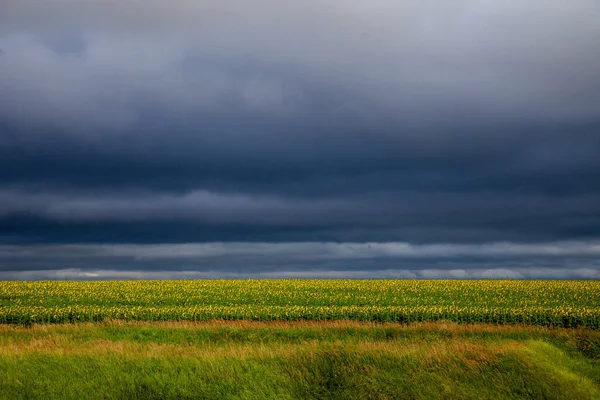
[1,0,599,279]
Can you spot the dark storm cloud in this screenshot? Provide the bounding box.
[1,1,600,277]
[1,241,600,280]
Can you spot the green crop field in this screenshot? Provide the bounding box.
[2,280,600,399]
[1,280,599,326]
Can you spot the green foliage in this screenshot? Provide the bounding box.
[0,322,599,399]
[1,280,599,327]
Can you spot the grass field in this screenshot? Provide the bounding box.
[0,321,599,399]
[1,280,599,399]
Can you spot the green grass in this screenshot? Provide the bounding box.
[2,280,598,398]
[1,280,599,326]
[1,321,599,399]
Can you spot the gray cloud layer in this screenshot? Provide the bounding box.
[1,1,600,277]
[1,241,599,279]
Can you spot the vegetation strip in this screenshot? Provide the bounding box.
[1,280,599,326]
[0,321,599,399]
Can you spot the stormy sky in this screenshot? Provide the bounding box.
[1,0,600,279]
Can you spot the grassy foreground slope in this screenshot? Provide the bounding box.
[1,321,599,400]
[1,280,599,326]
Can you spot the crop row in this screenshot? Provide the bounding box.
[1,280,598,327]
[1,305,598,327]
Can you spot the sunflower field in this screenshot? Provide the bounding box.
[0,280,598,327]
